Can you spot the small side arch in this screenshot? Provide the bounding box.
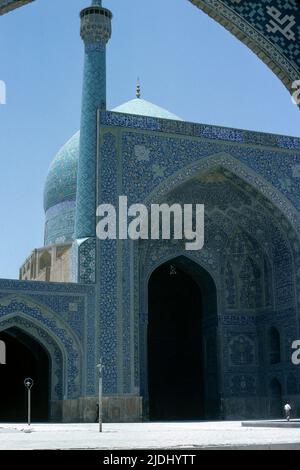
[0,295,83,401]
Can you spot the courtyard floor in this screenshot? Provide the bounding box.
[1,421,300,450]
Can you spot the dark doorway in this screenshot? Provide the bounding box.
[269,378,282,419]
[0,328,50,422]
[269,327,281,365]
[148,261,204,421]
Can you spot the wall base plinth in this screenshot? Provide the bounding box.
[57,396,143,423]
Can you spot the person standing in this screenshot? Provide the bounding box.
[284,402,291,421]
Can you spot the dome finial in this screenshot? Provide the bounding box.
[91,0,102,5]
[136,78,141,99]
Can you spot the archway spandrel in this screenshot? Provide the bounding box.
[189,0,300,93]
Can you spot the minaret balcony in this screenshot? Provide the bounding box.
[80,6,112,44]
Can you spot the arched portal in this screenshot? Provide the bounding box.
[147,256,219,421]
[139,155,299,420]
[0,327,50,422]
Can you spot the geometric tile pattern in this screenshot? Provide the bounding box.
[0,278,96,397]
[43,131,79,245]
[97,111,300,408]
[74,3,112,239]
[3,0,300,419]
[74,43,107,239]
[2,104,300,416]
[44,200,76,245]
[0,294,80,397]
[97,131,118,394]
[189,0,300,92]
[44,132,79,213]
[73,237,96,284]
[79,237,97,283]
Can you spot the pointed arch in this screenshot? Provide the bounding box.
[141,254,219,420]
[189,0,299,95]
[0,315,63,420]
[144,152,300,236]
[0,295,83,400]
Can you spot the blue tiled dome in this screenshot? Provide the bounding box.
[112,98,182,121]
[44,131,79,212]
[43,132,79,246]
[43,99,181,245]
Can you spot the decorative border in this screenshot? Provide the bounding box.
[189,0,299,90]
[100,111,300,151]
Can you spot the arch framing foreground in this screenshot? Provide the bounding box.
[1,0,300,100]
[0,0,33,15]
[189,0,300,94]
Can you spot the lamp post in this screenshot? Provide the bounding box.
[96,359,104,433]
[24,378,34,426]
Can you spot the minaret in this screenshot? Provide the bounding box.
[75,0,112,239]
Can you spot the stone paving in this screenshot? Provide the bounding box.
[1,421,300,450]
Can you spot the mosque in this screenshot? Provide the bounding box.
[1,0,300,423]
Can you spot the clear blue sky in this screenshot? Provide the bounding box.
[0,0,299,280]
